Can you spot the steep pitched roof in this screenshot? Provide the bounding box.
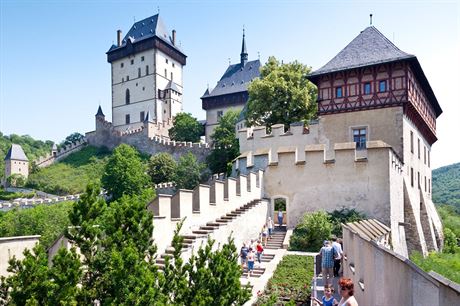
[4,144,28,161]
[203,59,261,98]
[310,26,414,77]
[108,14,180,53]
[165,80,182,94]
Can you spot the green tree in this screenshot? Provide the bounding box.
[174,152,204,190]
[101,144,151,201]
[6,173,26,187]
[289,211,332,252]
[61,132,85,147]
[147,152,177,184]
[246,56,317,128]
[207,110,240,175]
[169,113,204,142]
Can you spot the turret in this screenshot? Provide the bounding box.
[240,28,248,66]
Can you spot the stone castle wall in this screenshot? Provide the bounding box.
[35,140,87,168]
[86,116,210,162]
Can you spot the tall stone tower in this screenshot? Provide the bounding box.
[106,14,186,132]
[3,144,29,186]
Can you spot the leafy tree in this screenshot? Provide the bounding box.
[61,132,85,147]
[174,152,204,190]
[207,110,240,175]
[101,144,151,201]
[6,173,26,187]
[169,112,204,142]
[432,162,460,212]
[246,56,317,128]
[147,152,177,184]
[289,211,332,252]
[329,208,366,237]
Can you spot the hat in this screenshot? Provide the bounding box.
[323,240,330,246]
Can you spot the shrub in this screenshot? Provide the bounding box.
[274,198,286,211]
[173,152,205,190]
[6,174,26,187]
[329,207,366,237]
[147,152,176,184]
[289,211,332,252]
[411,251,460,284]
[0,190,35,200]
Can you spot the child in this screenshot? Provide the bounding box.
[256,240,264,266]
[247,248,255,277]
[312,284,338,306]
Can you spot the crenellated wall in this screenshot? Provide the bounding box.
[35,140,87,168]
[147,171,265,256]
[86,116,210,162]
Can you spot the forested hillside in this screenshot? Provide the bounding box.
[0,133,54,175]
[432,162,460,212]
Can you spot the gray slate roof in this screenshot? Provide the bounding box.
[203,59,261,98]
[310,26,415,77]
[108,14,180,52]
[4,144,28,161]
[165,80,182,94]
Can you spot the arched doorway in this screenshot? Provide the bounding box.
[271,196,288,228]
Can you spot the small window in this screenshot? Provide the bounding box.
[428,179,431,193]
[336,87,343,98]
[418,171,420,189]
[122,77,124,82]
[142,86,145,91]
[126,75,129,81]
[428,150,430,167]
[410,168,414,187]
[424,176,427,192]
[424,146,426,164]
[146,65,149,75]
[410,131,414,153]
[131,59,134,65]
[120,63,124,68]
[364,82,371,94]
[217,110,224,118]
[138,68,141,78]
[125,89,130,104]
[165,69,167,78]
[379,80,386,92]
[140,111,145,122]
[125,114,130,124]
[353,128,367,150]
[172,63,175,68]
[171,72,173,81]
[141,56,145,61]
[417,138,420,159]
[165,58,169,64]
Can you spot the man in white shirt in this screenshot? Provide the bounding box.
[332,236,343,277]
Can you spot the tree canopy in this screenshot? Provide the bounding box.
[207,110,240,175]
[169,113,204,143]
[246,56,317,128]
[101,144,151,201]
[147,152,177,184]
[173,152,205,190]
[61,132,85,147]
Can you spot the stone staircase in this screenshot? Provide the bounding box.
[265,226,287,249]
[155,199,260,269]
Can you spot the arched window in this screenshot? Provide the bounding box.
[125,89,130,104]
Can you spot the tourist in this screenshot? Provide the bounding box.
[240,243,249,270]
[338,278,358,306]
[247,248,255,277]
[312,284,338,306]
[267,217,274,239]
[332,236,343,277]
[277,209,284,227]
[261,225,268,247]
[319,240,335,286]
[256,240,264,266]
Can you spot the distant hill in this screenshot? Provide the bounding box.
[432,162,460,211]
[0,133,54,176]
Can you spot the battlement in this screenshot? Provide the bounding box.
[35,139,87,168]
[147,170,264,255]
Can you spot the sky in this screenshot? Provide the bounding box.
[0,0,459,169]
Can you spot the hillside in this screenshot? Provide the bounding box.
[432,162,460,212]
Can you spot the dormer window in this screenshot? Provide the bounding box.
[335,87,343,98]
[364,82,371,95]
[379,80,386,92]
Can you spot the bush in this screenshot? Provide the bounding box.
[0,190,35,200]
[147,152,176,184]
[6,174,27,187]
[411,251,460,284]
[329,207,366,237]
[289,211,332,252]
[274,198,286,211]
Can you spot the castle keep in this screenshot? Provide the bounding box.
[234,26,443,257]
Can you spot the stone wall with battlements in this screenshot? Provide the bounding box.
[35,140,87,168]
[86,116,210,162]
[234,121,442,257]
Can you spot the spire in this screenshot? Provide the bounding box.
[240,27,248,66]
[95,105,105,118]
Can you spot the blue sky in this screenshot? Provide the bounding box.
[1,0,459,168]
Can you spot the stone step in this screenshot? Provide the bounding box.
[181,235,197,240]
[226,213,238,217]
[206,222,222,227]
[215,219,229,223]
[192,229,212,235]
[220,216,235,220]
[200,226,217,231]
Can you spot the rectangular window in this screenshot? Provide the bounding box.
[411,168,414,187]
[146,65,149,75]
[410,131,414,153]
[138,68,141,78]
[122,77,124,83]
[165,69,167,78]
[418,171,420,189]
[166,59,169,64]
[424,146,426,164]
[120,63,124,68]
[428,150,431,168]
[335,87,343,98]
[130,59,134,65]
[217,110,223,119]
[171,72,173,81]
[140,111,145,122]
[353,128,367,150]
[126,75,129,81]
[364,82,371,94]
[428,178,431,193]
[424,176,427,192]
[418,138,420,159]
[125,114,130,124]
[172,63,175,68]
[379,80,386,92]
[141,56,145,61]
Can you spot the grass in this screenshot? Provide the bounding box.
[255,255,314,305]
[410,251,460,284]
[26,146,110,195]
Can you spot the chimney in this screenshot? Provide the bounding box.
[172,29,176,45]
[117,30,122,47]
